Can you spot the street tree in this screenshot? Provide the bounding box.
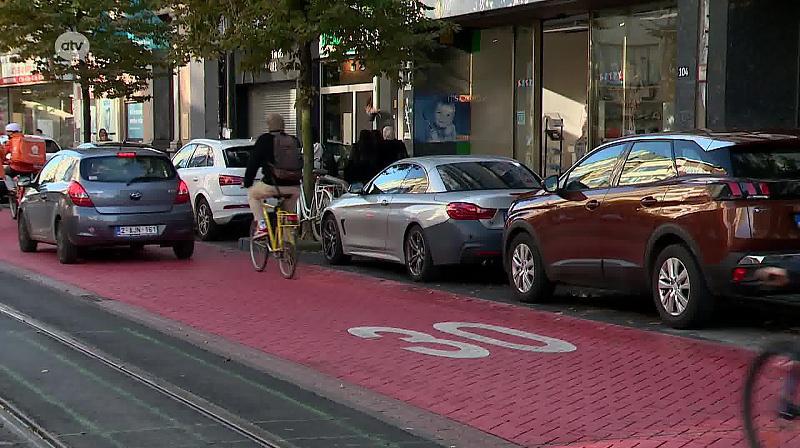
[0,0,170,142]
[168,0,451,198]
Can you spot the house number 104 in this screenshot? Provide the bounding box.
[347,322,577,359]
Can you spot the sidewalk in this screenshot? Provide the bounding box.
[0,215,757,447]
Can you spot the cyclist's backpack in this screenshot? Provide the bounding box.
[7,134,46,172]
[271,132,303,183]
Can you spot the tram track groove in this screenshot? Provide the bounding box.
[0,302,292,448]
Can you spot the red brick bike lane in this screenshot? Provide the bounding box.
[0,216,752,447]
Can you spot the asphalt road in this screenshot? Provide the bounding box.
[214,233,800,350]
[0,270,440,448]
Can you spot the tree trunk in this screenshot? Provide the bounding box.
[298,41,315,205]
[81,84,91,143]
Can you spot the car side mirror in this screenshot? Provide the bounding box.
[542,175,560,194]
[348,182,364,195]
[16,178,32,188]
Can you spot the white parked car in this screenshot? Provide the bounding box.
[172,139,257,240]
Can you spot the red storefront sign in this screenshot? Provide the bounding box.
[0,56,46,86]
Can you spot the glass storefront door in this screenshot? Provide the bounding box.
[590,3,678,146]
[320,85,375,170]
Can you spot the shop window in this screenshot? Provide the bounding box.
[591,5,678,146]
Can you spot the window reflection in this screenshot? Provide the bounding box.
[618,141,676,185]
[565,143,625,191]
[674,140,728,176]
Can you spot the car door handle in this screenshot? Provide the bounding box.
[640,196,659,207]
[192,177,199,182]
[585,199,600,211]
[381,200,389,206]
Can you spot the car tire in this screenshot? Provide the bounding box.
[404,225,437,282]
[195,197,218,241]
[507,232,554,303]
[173,240,195,260]
[321,214,349,265]
[17,212,37,253]
[651,244,714,329]
[56,222,79,264]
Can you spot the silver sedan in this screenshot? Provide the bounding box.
[321,156,542,281]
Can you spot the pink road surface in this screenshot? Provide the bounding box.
[0,214,782,447]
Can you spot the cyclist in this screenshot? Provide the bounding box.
[1,122,29,191]
[244,113,302,237]
[755,266,795,288]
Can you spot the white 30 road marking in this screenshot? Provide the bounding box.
[433,322,577,353]
[347,327,490,359]
[347,322,576,359]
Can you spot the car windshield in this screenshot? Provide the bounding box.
[80,156,176,183]
[224,145,254,168]
[437,161,541,192]
[730,146,800,180]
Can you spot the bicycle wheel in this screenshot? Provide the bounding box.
[9,194,18,220]
[278,227,297,279]
[744,341,800,448]
[311,190,333,242]
[249,221,269,272]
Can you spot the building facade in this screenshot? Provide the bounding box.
[0,55,75,148]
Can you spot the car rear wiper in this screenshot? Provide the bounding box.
[126,176,164,186]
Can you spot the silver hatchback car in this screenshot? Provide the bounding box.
[17,148,195,264]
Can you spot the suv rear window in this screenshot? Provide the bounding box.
[437,161,541,192]
[224,145,254,168]
[80,156,176,183]
[730,148,800,180]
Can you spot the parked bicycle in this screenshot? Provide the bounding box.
[297,169,348,241]
[249,194,300,278]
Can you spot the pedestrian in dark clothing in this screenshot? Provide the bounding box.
[380,126,409,168]
[345,129,383,185]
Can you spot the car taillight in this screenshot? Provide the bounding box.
[218,174,243,186]
[716,181,771,200]
[175,180,190,204]
[67,181,94,207]
[446,202,496,220]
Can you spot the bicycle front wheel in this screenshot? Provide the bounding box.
[278,228,298,279]
[744,341,800,448]
[249,221,269,272]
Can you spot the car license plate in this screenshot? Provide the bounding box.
[116,225,158,237]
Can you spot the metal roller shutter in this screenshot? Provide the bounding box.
[247,82,297,138]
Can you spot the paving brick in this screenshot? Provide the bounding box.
[0,215,795,448]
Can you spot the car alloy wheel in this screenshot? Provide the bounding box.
[197,202,211,236]
[322,218,338,260]
[658,257,691,316]
[406,231,426,278]
[511,243,535,293]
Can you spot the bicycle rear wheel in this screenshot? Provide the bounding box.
[8,194,18,220]
[311,189,333,242]
[278,227,297,279]
[744,341,800,448]
[249,221,269,272]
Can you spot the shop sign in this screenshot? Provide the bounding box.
[426,0,549,19]
[319,34,356,58]
[0,56,45,86]
[126,103,144,141]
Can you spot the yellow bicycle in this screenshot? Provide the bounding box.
[249,195,300,278]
